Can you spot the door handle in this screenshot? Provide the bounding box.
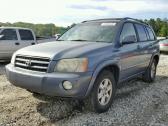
[15,42,20,45]
[31,43,35,45]
[137,45,141,49]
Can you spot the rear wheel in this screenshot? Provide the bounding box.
[85,70,116,113]
[143,59,157,83]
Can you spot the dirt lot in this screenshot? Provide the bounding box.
[1,55,168,126]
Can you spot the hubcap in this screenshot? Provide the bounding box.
[98,78,112,106]
[151,62,156,78]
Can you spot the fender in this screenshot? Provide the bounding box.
[148,52,160,67]
[85,58,120,97]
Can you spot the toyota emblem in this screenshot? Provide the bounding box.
[25,60,31,67]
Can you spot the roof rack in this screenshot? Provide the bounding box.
[82,18,122,23]
[123,17,138,20]
[122,17,149,25]
[82,17,149,25]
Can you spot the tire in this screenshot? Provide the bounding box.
[85,70,116,113]
[143,59,157,83]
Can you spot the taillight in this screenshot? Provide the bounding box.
[160,44,168,46]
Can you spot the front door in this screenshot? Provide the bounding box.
[118,22,140,81]
[0,29,19,59]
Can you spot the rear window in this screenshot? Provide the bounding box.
[19,29,34,40]
[135,24,148,42]
[146,27,155,41]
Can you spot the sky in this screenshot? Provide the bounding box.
[0,0,168,26]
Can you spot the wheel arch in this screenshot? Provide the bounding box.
[85,61,120,97]
[153,54,159,65]
[101,65,120,84]
[149,54,159,67]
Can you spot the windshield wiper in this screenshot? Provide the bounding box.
[95,40,107,42]
[57,39,65,41]
[69,39,88,41]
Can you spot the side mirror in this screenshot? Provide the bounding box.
[122,35,136,44]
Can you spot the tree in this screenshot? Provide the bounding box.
[144,18,168,37]
[160,23,168,37]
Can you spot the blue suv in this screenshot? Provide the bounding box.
[6,18,160,113]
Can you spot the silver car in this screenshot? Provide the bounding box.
[159,39,168,52]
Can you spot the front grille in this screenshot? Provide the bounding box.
[15,55,50,72]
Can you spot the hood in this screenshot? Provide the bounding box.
[15,41,113,60]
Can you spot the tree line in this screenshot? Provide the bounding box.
[0,18,168,37]
[0,22,68,37]
[143,18,168,37]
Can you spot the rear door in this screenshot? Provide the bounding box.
[0,29,19,59]
[18,29,36,49]
[118,22,141,81]
[134,24,154,71]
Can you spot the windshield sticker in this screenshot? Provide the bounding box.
[101,23,116,26]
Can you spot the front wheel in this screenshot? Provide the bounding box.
[85,70,116,113]
[143,59,157,83]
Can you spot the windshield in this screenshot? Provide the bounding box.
[59,22,117,43]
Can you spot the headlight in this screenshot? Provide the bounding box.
[54,58,88,72]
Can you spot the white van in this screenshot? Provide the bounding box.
[0,27,37,61]
[0,27,57,61]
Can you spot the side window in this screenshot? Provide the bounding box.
[146,27,155,40]
[19,30,34,40]
[0,29,18,40]
[135,24,148,42]
[120,23,137,43]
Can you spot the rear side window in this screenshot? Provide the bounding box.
[19,30,34,40]
[120,23,137,43]
[135,24,148,42]
[0,29,17,40]
[146,27,155,40]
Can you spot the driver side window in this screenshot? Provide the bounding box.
[120,23,137,43]
[0,29,18,40]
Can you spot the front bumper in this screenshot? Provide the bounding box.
[6,64,93,99]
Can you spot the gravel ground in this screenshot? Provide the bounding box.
[0,55,168,126]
